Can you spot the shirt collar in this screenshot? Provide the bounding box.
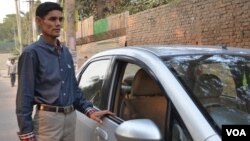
[38,36,63,52]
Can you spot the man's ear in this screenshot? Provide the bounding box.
[36,16,42,27]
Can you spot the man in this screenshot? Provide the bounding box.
[8,59,17,87]
[6,58,11,76]
[16,2,113,141]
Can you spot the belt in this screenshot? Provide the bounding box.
[37,104,75,114]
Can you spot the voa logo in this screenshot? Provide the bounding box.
[226,129,246,136]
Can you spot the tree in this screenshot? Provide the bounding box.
[76,0,96,20]
[76,0,176,20]
[0,13,30,54]
[64,0,76,52]
[0,15,16,42]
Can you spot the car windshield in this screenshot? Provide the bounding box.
[165,54,250,130]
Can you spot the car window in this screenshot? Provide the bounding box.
[78,60,110,108]
[114,63,168,137]
[198,63,237,97]
[166,55,250,129]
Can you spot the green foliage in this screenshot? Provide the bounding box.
[0,14,16,42]
[76,0,177,20]
[76,0,96,20]
[111,0,174,15]
[0,12,30,54]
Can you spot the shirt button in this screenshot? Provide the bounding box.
[63,93,66,96]
[61,68,64,71]
[62,81,65,84]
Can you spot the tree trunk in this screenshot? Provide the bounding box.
[96,0,106,19]
[14,0,22,54]
[65,0,76,52]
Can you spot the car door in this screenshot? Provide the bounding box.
[75,58,114,141]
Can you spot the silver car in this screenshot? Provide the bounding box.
[75,45,250,141]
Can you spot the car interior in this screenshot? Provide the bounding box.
[117,68,167,134]
[193,74,223,109]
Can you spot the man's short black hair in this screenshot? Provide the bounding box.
[36,2,63,18]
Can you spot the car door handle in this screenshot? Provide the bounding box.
[95,127,108,141]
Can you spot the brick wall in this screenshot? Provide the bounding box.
[126,0,250,48]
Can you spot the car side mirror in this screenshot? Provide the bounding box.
[115,119,161,141]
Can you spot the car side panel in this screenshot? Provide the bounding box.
[75,111,119,141]
[75,111,96,141]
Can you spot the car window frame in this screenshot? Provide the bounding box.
[77,57,113,110]
[108,56,153,114]
[108,56,171,139]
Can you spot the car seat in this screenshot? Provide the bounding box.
[120,69,167,134]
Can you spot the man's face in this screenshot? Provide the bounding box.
[36,10,63,38]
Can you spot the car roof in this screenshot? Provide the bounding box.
[92,45,250,58]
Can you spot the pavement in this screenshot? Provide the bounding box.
[0,76,19,141]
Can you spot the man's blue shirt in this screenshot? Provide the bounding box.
[16,37,93,134]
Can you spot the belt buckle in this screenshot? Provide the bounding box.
[64,107,71,114]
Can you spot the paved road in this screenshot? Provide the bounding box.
[0,76,19,141]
